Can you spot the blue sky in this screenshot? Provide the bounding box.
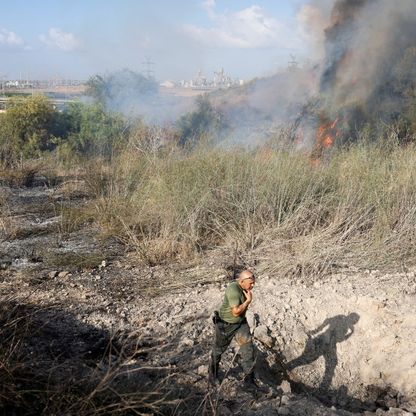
[0,0,324,82]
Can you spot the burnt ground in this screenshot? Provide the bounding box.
[0,180,415,415]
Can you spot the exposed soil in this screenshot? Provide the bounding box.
[0,180,415,415]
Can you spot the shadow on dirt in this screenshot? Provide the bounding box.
[254,312,402,414]
[286,313,360,390]
[0,298,199,415]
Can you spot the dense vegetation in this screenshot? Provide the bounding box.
[79,136,416,276]
[0,96,129,167]
[1,88,416,275]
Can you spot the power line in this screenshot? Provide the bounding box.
[142,57,155,79]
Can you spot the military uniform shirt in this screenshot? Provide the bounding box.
[219,281,246,324]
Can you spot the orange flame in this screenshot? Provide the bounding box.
[322,135,334,148]
[311,117,341,164]
[317,118,339,148]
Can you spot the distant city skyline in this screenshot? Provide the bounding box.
[0,0,328,82]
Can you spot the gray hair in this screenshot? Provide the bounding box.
[238,270,255,282]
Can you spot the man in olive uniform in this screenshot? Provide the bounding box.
[209,270,256,387]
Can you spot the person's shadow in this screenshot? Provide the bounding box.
[286,313,360,390]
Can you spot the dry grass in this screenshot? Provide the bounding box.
[44,251,106,269]
[0,296,178,415]
[0,164,38,187]
[0,189,13,239]
[78,134,416,278]
[0,158,63,187]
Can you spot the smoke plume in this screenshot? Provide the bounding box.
[320,0,416,121]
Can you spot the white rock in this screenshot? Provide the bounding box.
[197,365,208,375]
[280,380,291,394]
[181,337,194,347]
[280,395,290,405]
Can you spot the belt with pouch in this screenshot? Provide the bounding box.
[212,310,244,326]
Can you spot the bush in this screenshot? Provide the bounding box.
[177,95,227,147]
[0,95,58,166]
[59,102,129,159]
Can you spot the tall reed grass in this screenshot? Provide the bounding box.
[84,137,416,277]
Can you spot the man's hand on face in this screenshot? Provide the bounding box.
[243,289,253,303]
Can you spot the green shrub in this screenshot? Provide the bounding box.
[0,95,58,166]
[60,102,128,159]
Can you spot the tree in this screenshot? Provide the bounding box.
[86,69,158,110]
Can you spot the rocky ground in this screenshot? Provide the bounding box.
[1,180,415,415]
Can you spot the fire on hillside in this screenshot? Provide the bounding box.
[310,116,341,164]
[294,0,416,162]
